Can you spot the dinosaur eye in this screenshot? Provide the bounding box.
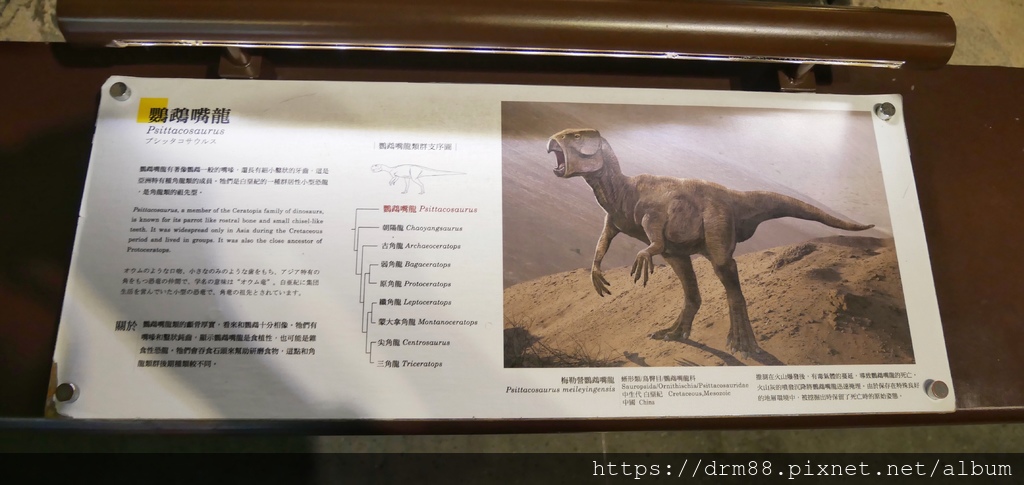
[574,133,581,139]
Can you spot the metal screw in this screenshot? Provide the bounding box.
[924,379,949,400]
[874,102,896,121]
[109,82,131,101]
[54,382,80,403]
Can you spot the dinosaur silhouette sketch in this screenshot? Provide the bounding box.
[547,128,874,355]
[370,164,464,194]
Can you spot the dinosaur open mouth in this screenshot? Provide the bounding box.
[547,139,566,177]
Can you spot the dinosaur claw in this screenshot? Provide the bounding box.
[592,269,613,297]
[631,250,654,286]
[726,331,762,356]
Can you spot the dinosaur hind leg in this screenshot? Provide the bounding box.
[704,217,761,356]
[651,255,701,341]
[411,178,426,194]
[709,256,760,356]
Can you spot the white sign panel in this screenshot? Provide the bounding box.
[52,76,954,419]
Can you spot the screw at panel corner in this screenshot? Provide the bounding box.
[874,102,896,121]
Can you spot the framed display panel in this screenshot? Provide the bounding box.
[50,76,953,420]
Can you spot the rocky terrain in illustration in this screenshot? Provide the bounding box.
[504,236,914,367]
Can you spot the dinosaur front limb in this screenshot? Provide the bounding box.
[591,214,619,297]
[630,213,667,287]
[389,176,398,186]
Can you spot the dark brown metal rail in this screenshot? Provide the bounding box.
[57,0,956,68]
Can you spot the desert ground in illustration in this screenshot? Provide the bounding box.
[505,236,914,367]
[502,101,913,367]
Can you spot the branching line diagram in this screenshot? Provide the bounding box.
[352,207,380,363]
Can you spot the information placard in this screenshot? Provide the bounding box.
[52,76,953,419]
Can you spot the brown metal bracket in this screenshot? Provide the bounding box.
[778,63,818,92]
[218,46,271,79]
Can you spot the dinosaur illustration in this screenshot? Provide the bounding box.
[370,164,464,194]
[546,128,874,356]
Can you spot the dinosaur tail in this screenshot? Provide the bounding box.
[748,191,874,231]
[420,170,465,177]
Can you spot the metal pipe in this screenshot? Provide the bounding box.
[56,0,957,69]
